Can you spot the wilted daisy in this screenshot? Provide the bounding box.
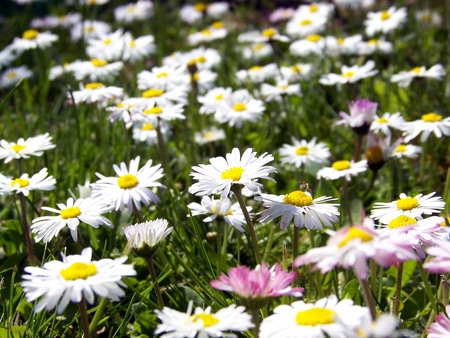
[31,197,113,243]
[289,34,326,57]
[280,63,313,82]
[70,82,123,104]
[317,160,368,181]
[0,168,56,196]
[11,29,58,52]
[256,189,339,230]
[198,87,231,115]
[189,148,276,199]
[123,218,173,258]
[72,59,123,81]
[390,64,446,87]
[337,98,378,136]
[236,64,278,84]
[370,192,446,224]
[210,264,303,309]
[427,305,450,338]
[392,143,422,159]
[21,247,136,314]
[0,65,32,89]
[0,133,55,163]
[364,6,407,37]
[70,20,111,42]
[364,133,400,171]
[260,295,370,338]
[402,112,450,142]
[261,79,301,102]
[114,0,153,22]
[155,301,253,338]
[91,156,165,212]
[369,112,405,136]
[194,127,226,145]
[279,137,330,168]
[319,60,378,86]
[188,195,251,233]
[358,38,393,55]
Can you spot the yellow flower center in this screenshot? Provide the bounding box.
[10,144,26,153]
[365,146,384,164]
[441,217,450,227]
[60,206,82,219]
[338,226,374,248]
[144,107,163,115]
[396,197,419,211]
[262,28,277,38]
[388,215,418,229]
[130,40,136,47]
[215,94,223,100]
[23,29,39,40]
[10,178,30,188]
[156,72,169,78]
[189,313,219,327]
[295,146,309,155]
[211,21,224,29]
[309,5,319,12]
[332,160,351,171]
[90,59,107,67]
[188,56,207,66]
[103,38,112,45]
[233,103,247,112]
[377,117,388,123]
[201,29,212,35]
[191,73,200,81]
[421,113,442,122]
[380,11,391,20]
[306,34,322,42]
[368,39,378,45]
[283,191,313,207]
[249,65,263,72]
[295,308,336,326]
[395,144,407,153]
[85,25,95,32]
[204,132,213,139]
[337,38,344,45]
[142,89,164,98]
[60,262,98,281]
[342,71,355,78]
[300,19,312,26]
[252,44,265,51]
[221,167,244,181]
[194,2,207,12]
[410,67,422,73]
[6,72,17,79]
[291,65,303,73]
[118,174,139,189]
[117,103,124,108]
[85,82,104,89]
[141,123,154,131]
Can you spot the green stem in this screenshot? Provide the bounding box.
[393,262,403,316]
[232,185,261,265]
[89,297,108,335]
[293,227,299,263]
[145,256,165,309]
[309,231,324,298]
[216,220,222,277]
[370,259,377,301]
[156,118,170,178]
[221,222,229,260]
[362,170,378,200]
[418,261,437,315]
[358,276,377,320]
[442,275,449,306]
[19,193,35,265]
[443,167,450,214]
[263,225,276,263]
[250,309,260,338]
[78,297,92,338]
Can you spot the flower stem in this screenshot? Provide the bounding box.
[370,259,377,300]
[308,231,324,298]
[232,185,261,265]
[263,225,276,263]
[155,118,170,178]
[362,170,378,200]
[78,297,92,338]
[19,193,35,265]
[145,255,165,309]
[418,261,437,315]
[250,308,260,338]
[353,134,364,162]
[358,275,376,320]
[216,220,222,277]
[89,297,108,335]
[293,227,299,263]
[221,222,229,260]
[442,275,449,306]
[393,262,403,316]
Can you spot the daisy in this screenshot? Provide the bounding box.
[206,2,230,19]
[155,301,253,338]
[179,3,207,23]
[334,0,374,8]
[325,35,362,56]
[30,197,113,243]
[295,3,334,17]
[0,168,56,196]
[256,190,339,230]
[319,60,378,86]
[391,64,446,87]
[269,7,295,23]
[198,87,232,115]
[250,28,290,43]
[364,133,400,171]
[280,63,313,82]
[70,20,111,42]
[0,46,19,69]
[21,247,136,314]
[80,0,109,5]
[70,82,123,104]
[392,143,422,159]
[190,69,217,93]
[236,63,278,84]
[369,112,405,136]
[259,295,370,338]
[0,133,55,163]
[91,156,165,212]
[317,159,368,181]
[260,79,301,102]
[188,148,276,199]
[188,195,251,233]
[279,137,330,168]
[11,30,58,52]
[337,98,378,136]
[137,86,188,107]
[241,43,272,60]
[210,264,303,310]
[285,14,327,38]
[132,120,169,146]
[364,6,407,37]
[106,98,146,129]
[214,89,266,128]
[427,305,450,338]
[358,38,393,55]
[416,9,442,26]
[289,34,326,57]
[114,0,153,22]
[351,314,398,338]
[183,47,221,70]
[0,66,32,89]
[31,13,81,29]
[425,240,450,273]
[370,192,446,224]
[86,29,125,61]
[139,102,185,124]
[72,59,123,81]
[187,26,227,46]
[402,112,450,142]
[194,127,226,145]
[137,65,188,91]
[123,218,173,258]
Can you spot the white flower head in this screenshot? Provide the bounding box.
[391,64,446,87]
[11,30,58,52]
[236,63,278,84]
[319,60,378,86]
[70,82,124,105]
[70,20,111,42]
[0,168,56,196]
[392,143,422,159]
[72,59,123,82]
[194,127,226,145]
[402,112,450,142]
[0,133,55,163]
[279,137,330,169]
[370,112,405,136]
[0,66,32,89]
[289,34,326,57]
[317,160,368,181]
[364,6,407,37]
[114,0,153,23]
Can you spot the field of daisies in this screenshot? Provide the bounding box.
[1,0,450,337]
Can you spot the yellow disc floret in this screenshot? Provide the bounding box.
[118,174,139,189]
[306,34,322,42]
[397,197,419,211]
[410,67,422,73]
[85,82,104,90]
[388,215,418,229]
[10,178,30,188]
[141,123,154,131]
[295,146,309,155]
[144,107,163,115]
[90,59,107,67]
[332,160,351,171]
[23,29,39,40]
[233,103,247,112]
[60,262,98,281]
[342,71,355,78]
[10,144,26,153]
[194,2,207,12]
[295,308,336,326]
[395,144,407,153]
[421,113,442,122]
[283,191,313,207]
[380,11,391,20]
[142,89,164,98]
[365,146,384,164]
[189,313,219,327]
[262,28,277,38]
[300,19,312,26]
[60,206,82,219]
[338,226,374,248]
[221,167,244,181]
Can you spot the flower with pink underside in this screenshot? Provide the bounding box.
[424,240,450,273]
[337,98,378,136]
[427,305,450,338]
[210,264,303,309]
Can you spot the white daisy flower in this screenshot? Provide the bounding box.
[206,2,229,18]
[188,195,251,233]
[138,65,188,91]
[91,156,165,212]
[236,63,278,84]
[72,59,123,81]
[31,197,113,243]
[70,82,123,104]
[48,62,78,81]
[70,20,111,42]
[30,13,81,29]
[179,3,207,23]
[132,120,169,146]
[317,160,368,181]
[370,112,405,136]
[364,6,407,37]
[183,47,221,70]
[106,98,146,129]
[285,14,327,38]
[198,87,232,115]
[295,3,334,17]
[11,30,58,52]
[0,168,56,196]
[189,147,276,199]
[319,60,378,86]
[0,133,55,163]
[370,192,446,224]
[21,247,136,314]
[325,35,362,56]
[187,26,227,46]
[123,218,173,257]
[114,0,153,23]
[392,143,422,159]
[279,137,330,168]
[390,64,446,87]
[261,79,302,102]
[289,34,326,57]
[0,45,20,69]
[260,295,369,338]
[280,63,313,82]
[351,314,398,338]
[191,69,217,93]
[214,89,266,128]
[0,65,32,89]
[139,102,185,123]
[416,9,442,26]
[86,29,125,61]
[402,112,450,142]
[269,7,295,23]
[136,86,188,107]
[155,301,253,338]
[241,43,273,60]
[250,28,290,43]
[358,38,393,55]
[79,0,109,5]
[256,190,339,230]
[194,127,226,145]
[121,33,155,63]
[334,0,374,8]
